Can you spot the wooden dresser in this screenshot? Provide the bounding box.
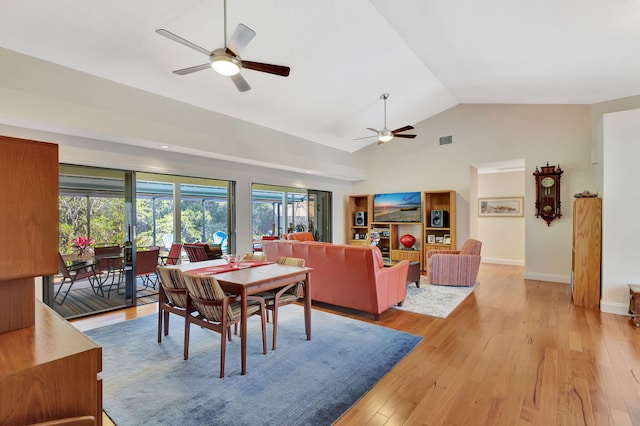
[0,136,102,425]
[571,197,602,308]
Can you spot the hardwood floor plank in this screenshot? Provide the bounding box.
[69,264,640,425]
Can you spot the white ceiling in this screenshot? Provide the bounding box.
[1,0,639,153]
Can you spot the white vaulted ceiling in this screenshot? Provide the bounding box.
[0,0,639,155]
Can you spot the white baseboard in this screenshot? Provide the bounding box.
[523,271,570,284]
[482,258,525,266]
[600,300,630,316]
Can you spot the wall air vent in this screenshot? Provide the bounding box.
[439,135,452,145]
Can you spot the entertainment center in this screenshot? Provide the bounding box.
[348,190,456,271]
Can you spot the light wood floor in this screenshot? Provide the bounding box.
[71,264,640,425]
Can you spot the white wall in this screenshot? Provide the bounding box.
[0,48,363,182]
[351,104,594,283]
[602,108,640,315]
[476,170,525,265]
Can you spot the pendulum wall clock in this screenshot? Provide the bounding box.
[533,162,563,226]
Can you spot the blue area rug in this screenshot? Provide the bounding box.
[84,305,421,425]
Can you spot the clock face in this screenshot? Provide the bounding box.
[541,177,555,188]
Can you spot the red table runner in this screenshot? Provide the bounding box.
[187,260,272,276]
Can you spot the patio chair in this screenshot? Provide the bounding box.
[183,244,209,262]
[94,245,124,297]
[257,256,306,350]
[136,248,160,290]
[212,230,228,251]
[160,242,183,265]
[162,233,175,249]
[94,244,124,278]
[183,272,267,378]
[56,252,99,304]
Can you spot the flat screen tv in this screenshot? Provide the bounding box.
[373,192,422,222]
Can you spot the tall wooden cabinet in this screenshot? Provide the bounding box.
[571,197,602,308]
[0,136,103,425]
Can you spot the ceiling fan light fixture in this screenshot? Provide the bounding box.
[210,54,241,76]
[378,130,394,143]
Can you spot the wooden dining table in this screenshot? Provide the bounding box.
[178,259,313,375]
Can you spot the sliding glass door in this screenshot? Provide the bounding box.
[251,184,332,243]
[52,165,134,318]
[50,167,234,319]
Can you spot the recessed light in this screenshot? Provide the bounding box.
[159,145,171,149]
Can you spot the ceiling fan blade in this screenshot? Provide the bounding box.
[366,128,380,134]
[156,29,211,56]
[172,63,211,75]
[391,125,414,134]
[353,135,376,141]
[227,23,256,56]
[394,134,417,139]
[242,60,290,77]
[231,73,251,92]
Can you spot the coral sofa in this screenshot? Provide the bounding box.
[262,240,409,319]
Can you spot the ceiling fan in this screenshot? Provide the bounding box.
[156,0,290,92]
[354,93,417,144]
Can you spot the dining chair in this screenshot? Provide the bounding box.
[258,256,306,350]
[56,252,99,304]
[156,265,192,359]
[182,272,268,378]
[243,253,267,261]
[160,242,183,265]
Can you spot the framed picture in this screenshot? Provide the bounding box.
[435,236,444,244]
[427,234,435,244]
[478,197,524,217]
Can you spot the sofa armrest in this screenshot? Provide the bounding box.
[375,260,409,310]
[430,254,481,286]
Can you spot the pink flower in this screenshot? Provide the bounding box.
[72,236,95,255]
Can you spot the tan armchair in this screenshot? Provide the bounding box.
[427,239,482,287]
